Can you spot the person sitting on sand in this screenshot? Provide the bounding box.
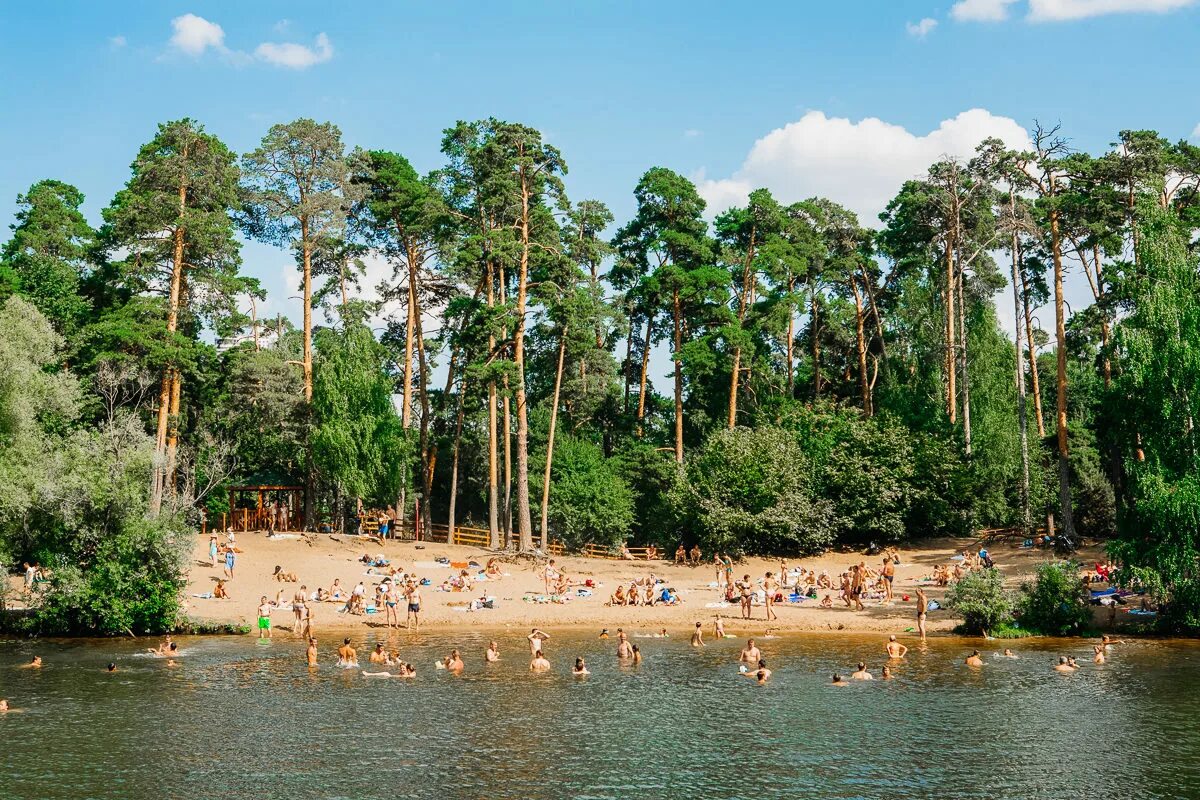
[886,635,908,660]
[689,544,702,565]
[691,622,705,647]
[213,579,230,600]
[739,639,761,665]
[819,594,833,609]
[486,641,500,663]
[1054,656,1076,673]
[675,545,687,564]
[965,650,984,667]
[273,566,298,583]
[573,657,589,675]
[485,558,503,578]
[610,585,626,607]
[742,659,771,685]
[328,579,346,601]
[831,673,850,686]
[627,581,642,607]
[337,638,358,667]
[851,662,873,680]
[370,644,387,664]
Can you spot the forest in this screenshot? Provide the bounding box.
[1,118,1199,633]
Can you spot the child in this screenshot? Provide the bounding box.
[819,593,833,609]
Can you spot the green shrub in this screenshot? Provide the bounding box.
[945,568,1014,635]
[1015,561,1091,636]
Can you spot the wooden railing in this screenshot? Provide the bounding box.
[202,509,305,534]
[579,544,660,560]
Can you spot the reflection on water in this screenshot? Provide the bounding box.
[2,631,1198,799]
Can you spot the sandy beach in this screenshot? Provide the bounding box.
[180,531,1102,636]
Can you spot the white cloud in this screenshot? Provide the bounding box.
[906,17,939,37]
[109,35,127,48]
[1192,122,1200,139]
[1029,0,1197,19]
[695,108,1032,225]
[273,19,292,33]
[255,32,333,69]
[951,0,1020,20]
[168,13,225,56]
[684,129,702,138]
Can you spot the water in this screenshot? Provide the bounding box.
[2,631,1198,800]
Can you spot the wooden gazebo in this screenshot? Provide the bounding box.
[207,485,305,533]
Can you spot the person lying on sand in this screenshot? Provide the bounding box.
[273,566,298,582]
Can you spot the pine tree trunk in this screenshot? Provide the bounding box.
[301,222,315,530]
[672,288,684,464]
[486,262,500,549]
[1019,265,1046,438]
[850,277,872,416]
[636,315,652,437]
[1049,202,1076,548]
[401,276,415,427]
[944,233,957,424]
[448,377,467,541]
[811,282,822,399]
[727,227,756,429]
[165,368,182,497]
[785,274,795,399]
[958,250,972,457]
[539,326,568,549]
[514,170,534,552]
[1009,202,1033,534]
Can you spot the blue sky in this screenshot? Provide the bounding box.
[2,0,1199,337]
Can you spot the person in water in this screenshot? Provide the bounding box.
[22,656,42,669]
[528,628,550,657]
[307,638,319,667]
[886,635,908,659]
[965,650,984,667]
[691,622,705,647]
[486,641,501,662]
[530,652,551,672]
[630,644,643,665]
[1054,656,1077,673]
[741,659,771,685]
[713,615,726,639]
[915,587,929,641]
[106,663,117,673]
[1093,645,1106,664]
[572,657,589,675]
[1002,649,1018,658]
[831,673,850,686]
[881,665,894,680]
[444,649,464,673]
[370,644,387,664]
[851,662,874,680]
[598,628,609,639]
[739,639,762,665]
[337,638,358,667]
[616,631,632,659]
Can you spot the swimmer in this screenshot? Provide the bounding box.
[713,615,726,639]
[22,656,42,669]
[530,653,551,672]
[740,658,771,685]
[1093,645,1106,664]
[631,644,643,665]
[572,657,589,675]
[106,663,117,673]
[0,699,12,712]
[831,673,850,686]
[881,665,893,680]
[1068,656,1080,669]
[337,638,358,667]
[599,628,609,639]
[658,628,669,638]
[528,628,550,657]
[965,650,984,667]
[370,644,387,664]
[617,630,632,659]
[1101,635,1124,650]
[486,641,501,662]
[362,671,393,678]
[851,662,874,680]
[444,649,465,673]
[691,622,705,647]
[739,639,762,665]
[1054,656,1077,673]
[307,638,318,667]
[886,635,908,659]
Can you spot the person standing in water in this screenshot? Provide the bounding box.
[851,662,874,680]
[291,586,306,634]
[886,635,908,659]
[405,581,421,629]
[713,615,726,639]
[691,622,705,647]
[616,630,632,659]
[337,638,358,667]
[739,639,762,665]
[630,645,643,665]
[741,659,771,685]
[528,628,550,657]
[572,657,589,675]
[530,651,551,672]
[306,637,319,667]
[915,587,929,640]
[1093,645,1106,664]
[257,596,272,640]
[965,650,984,667]
[486,641,501,662]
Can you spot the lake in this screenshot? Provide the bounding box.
[2,631,1197,799]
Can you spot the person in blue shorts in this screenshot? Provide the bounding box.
[224,547,236,578]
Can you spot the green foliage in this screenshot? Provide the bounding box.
[1015,561,1091,635]
[537,434,633,550]
[671,426,836,555]
[945,568,1014,635]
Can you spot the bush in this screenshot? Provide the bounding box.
[945,568,1014,635]
[1015,561,1091,636]
[539,434,634,550]
[670,426,836,555]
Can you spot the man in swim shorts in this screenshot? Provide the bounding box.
[337,638,358,667]
[915,587,928,640]
[528,628,549,656]
[965,650,984,667]
[882,557,895,602]
[739,639,761,665]
[307,637,318,667]
[851,662,873,680]
[257,596,272,639]
[405,581,421,629]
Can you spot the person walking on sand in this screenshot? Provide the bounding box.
[886,635,908,660]
[208,533,218,566]
[257,596,272,639]
[691,622,705,647]
[405,581,421,629]
[915,587,929,641]
[849,564,865,612]
[224,546,236,579]
[385,581,400,628]
[739,639,761,665]
[713,553,725,587]
[763,572,779,621]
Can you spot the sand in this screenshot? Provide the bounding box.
[181,530,1101,637]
